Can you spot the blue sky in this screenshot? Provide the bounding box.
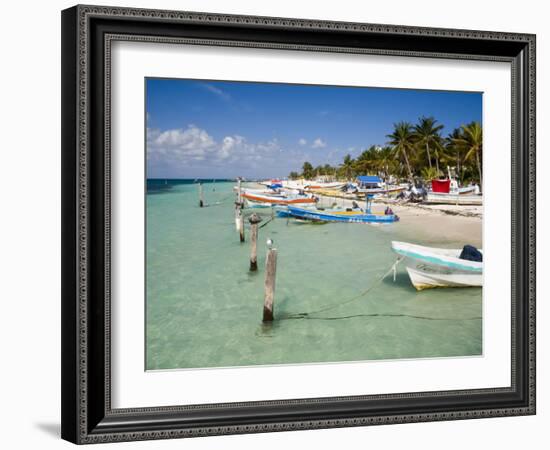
[146,78,482,179]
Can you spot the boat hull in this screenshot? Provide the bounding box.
[356,185,406,196]
[242,192,316,205]
[304,182,347,190]
[403,263,482,290]
[287,206,398,223]
[425,193,483,205]
[391,241,482,290]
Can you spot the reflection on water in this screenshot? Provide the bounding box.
[146,181,482,370]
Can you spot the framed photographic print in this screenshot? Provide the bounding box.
[61,4,536,444]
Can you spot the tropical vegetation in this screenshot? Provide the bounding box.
[288,117,482,187]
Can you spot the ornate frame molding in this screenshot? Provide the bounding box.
[62,5,536,444]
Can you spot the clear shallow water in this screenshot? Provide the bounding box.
[146,181,482,370]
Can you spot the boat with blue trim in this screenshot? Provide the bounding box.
[283,204,399,223]
[391,241,483,290]
[242,190,316,205]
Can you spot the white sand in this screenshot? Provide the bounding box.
[316,194,483,248]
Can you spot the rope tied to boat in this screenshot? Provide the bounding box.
[391,256,402,282]
[281,257,403,321]
[259,215,276,229]
[277,256,481,323]
[203,193,234,207]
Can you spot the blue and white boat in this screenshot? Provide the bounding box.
[283,205,399,223]
[391,241,483,290]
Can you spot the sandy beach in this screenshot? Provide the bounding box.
[316,194,482,248]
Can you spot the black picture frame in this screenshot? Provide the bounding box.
[61,4,536,444]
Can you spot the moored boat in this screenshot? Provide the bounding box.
[304,181,347,190]
[285,205,399,223]
[259,179,284,189]
[281,179,346,191]
[425,179,482,205]
[345,176,406,196]
[391,241,483,290]
[242,191,316,205]
[424,193,483,205]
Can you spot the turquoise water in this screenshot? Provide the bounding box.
[146,181,482,370]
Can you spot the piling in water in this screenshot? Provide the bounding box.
[248,213,262,271]
[198,183,204,207]
[237,177,242,204]
[263,246,277,322]
[234,205,240,231]
[239,213,245,242]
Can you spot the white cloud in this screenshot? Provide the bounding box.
[199,83,231,101]
[219,135,245,160]
[147,125,294,177]
[311,138,327,149]
[148,125,216,161]
[298,138,307,146]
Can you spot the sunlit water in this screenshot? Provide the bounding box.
[146,181,482,370]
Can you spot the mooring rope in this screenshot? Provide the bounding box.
[259,215,276,229]
[282,258,402,320]
[204,193,234,207]
[283,313,482,322]
[278,257,481,322]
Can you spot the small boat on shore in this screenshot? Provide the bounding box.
[242,191,317,205]
[342,176,406,197]
[259,179,284,189]
[281,179,346,191]
[391,241,483,290]
[283,205,399,223]
[425,179,482,205]
[424,193,483,205]
[304,181,347,190]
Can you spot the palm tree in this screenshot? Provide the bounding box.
[413,116,444,173]
[302,161,314,180]
[378,146,396,180]
[354,145,378,175]
[341,154,355,180]
[453,122,483,189]
[421,166,440,181]
[445,128,464,182]
[387,122,415,180]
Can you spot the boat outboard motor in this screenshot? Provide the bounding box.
[459,244,483,262]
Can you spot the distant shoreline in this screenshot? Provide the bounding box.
[147,178,234,182]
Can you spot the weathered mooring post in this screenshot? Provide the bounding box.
[234,205,240,231]
[198,183,204,207]
[263,240,277,322]
[237,177,242,204]
[248,213,262,271]
[238,210,245,242]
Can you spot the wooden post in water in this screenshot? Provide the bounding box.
[238,211,245,242]
[263,242,277,322]
[235,201,241,231]
[237,177,242,204]
[198,183,204,207]
[248,213,262,271]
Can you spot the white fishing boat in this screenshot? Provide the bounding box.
[347,176,406,196]
[304,181,347,190]
[425,193,483,205]
[259,179,284,189]
[391,241,482,290]
[281,179,346,191]
[238,187,285,197]
[425,178,482,205]
[242,190,317,205]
